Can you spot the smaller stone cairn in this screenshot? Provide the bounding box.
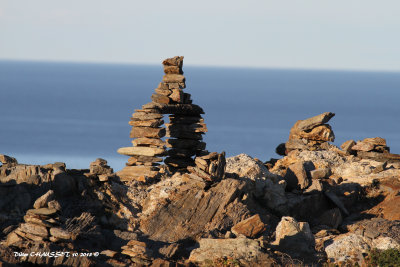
[85,158,114,182]
[188,151,226,182]
[282,112,336,154]
[6,190,70,246]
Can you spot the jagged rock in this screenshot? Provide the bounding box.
[140,178,247,242]
[284,162,311,190]
[189,236,263,263]
[340,140,356,154]
[49,227,71,240]
[117,147,165,157]
[0,154,18,166]
[5,232,23,246]
[33,190,55,209]
[231,214,266,238]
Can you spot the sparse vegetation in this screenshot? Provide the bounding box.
[365,248,400,267]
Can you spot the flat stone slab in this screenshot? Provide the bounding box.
[27,208,58,217]
[117,146,166,157]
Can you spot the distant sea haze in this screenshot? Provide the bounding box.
[1,60,399,171]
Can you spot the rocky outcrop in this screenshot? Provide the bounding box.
[2,66,400,267]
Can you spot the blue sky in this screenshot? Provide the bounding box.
[1,0,399,71]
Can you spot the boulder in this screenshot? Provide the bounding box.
[324,234,369,264]
[231,214,266,238]
[273,216,315,257]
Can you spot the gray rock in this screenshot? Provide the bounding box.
[324,234,369,264]
[310,168,331,179]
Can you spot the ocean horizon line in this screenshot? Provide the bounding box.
[1,58,400,75]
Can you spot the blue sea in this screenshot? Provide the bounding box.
[1,61,399,171]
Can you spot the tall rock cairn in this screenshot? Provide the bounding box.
[160,56,207,171]
[117,56,208,181]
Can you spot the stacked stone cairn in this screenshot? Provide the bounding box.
[6,190,70,246]
[278,112,336,155]
[117,56,208,181]
[187,152,226,182]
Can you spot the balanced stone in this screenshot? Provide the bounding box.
[163,74,185,83]
[132,112,163,121]
[166,123,207,133]
[129,119,164,128]
[162,56,184,67]
[164,65,183,74]
[127,156,163,166]
[132,137,165,147]
[166,130,203,140]
[168,148,197,158]
[167,82,186,89]
[117,147,165,157]
[166,139,206,150]
[170,89,184,103]
[169,116,204,124]
[151,93,171,104]
[130,127,166,138]
[155,88,172,96]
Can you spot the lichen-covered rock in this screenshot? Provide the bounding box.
[324,234,370,264]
